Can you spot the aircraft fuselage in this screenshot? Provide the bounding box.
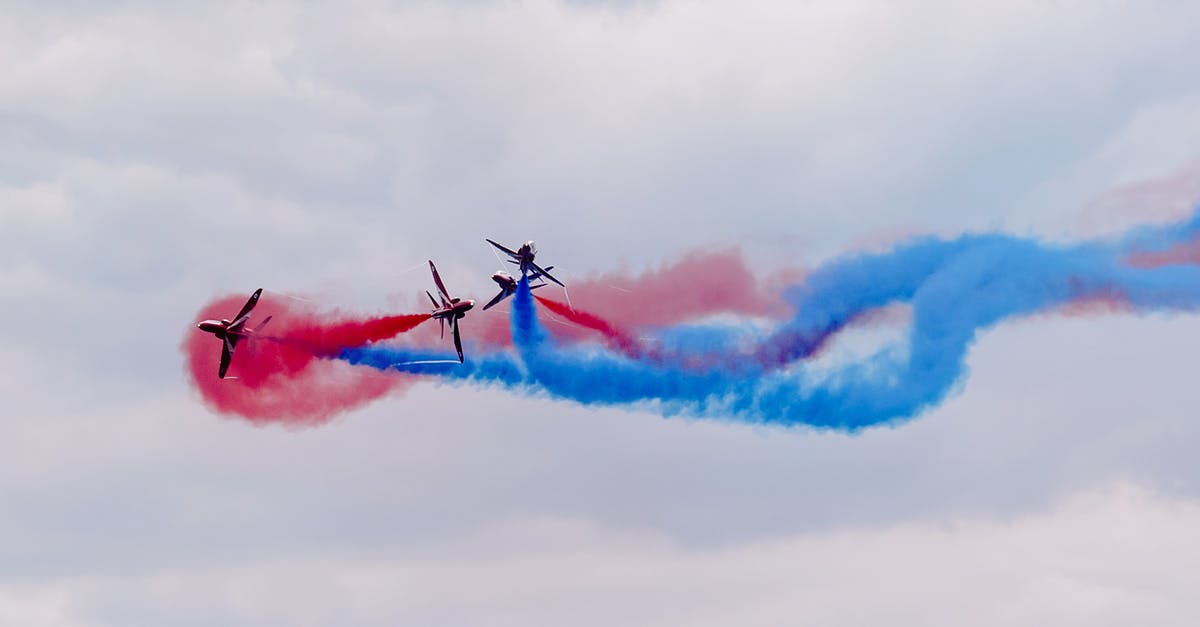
[197,318,260,338]
[516,241,537,273]
[432,298,475,320]
[492,272,518,293]
[196,319,231,338]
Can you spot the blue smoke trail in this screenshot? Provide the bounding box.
[342,211,1200,430]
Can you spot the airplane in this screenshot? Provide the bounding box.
[426,260,475,363]
[196,288,273,379]
[481,270,549,311]
[485,238,565,287]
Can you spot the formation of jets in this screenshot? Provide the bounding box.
[197,239,564,378]
[486,239,564,287]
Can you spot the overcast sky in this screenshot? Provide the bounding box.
[3,1,1200,625]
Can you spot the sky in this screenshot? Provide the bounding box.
[3,0,1200,624]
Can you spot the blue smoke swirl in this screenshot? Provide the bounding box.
[340,211,1200,430]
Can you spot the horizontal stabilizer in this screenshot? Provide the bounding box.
[486,238,519,257]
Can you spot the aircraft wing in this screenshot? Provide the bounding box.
[486,238,519,258]
[451,317,464,363]
[219,335,240,379]
[529,262,565,287]
[481,289,508,311]
[230,288,263,330]
[528,265,554,282]
[428,261,452,303]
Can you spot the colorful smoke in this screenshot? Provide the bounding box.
[182,292,428,424]
[340,207,1200,430]
[463,250,794,348]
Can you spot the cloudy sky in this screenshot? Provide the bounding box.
[3,1,1200,624]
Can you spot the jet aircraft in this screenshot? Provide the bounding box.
[481,270,549,311]
[485,239,564,287]
[426,261,475,363]
[196,288,273,379]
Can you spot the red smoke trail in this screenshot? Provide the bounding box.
[534,295,642,356]
[279,313,432,358]
[182,292,428,425]
[532,295,764,370]
[556,249,788,332]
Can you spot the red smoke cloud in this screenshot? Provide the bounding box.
[398,249,794,352]
[556,249,788,329]
[182,292,428,425]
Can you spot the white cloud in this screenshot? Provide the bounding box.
[4,1,1199,267]
[7,483,1197,626]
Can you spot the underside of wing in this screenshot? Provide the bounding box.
[451,317,464,363]
[486,238,519,258]
[219,336,238,379]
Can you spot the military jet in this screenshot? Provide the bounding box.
[485,239,564,287]
[196,288,273,379]
[426,261,475,363]
[481,270,549,311]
